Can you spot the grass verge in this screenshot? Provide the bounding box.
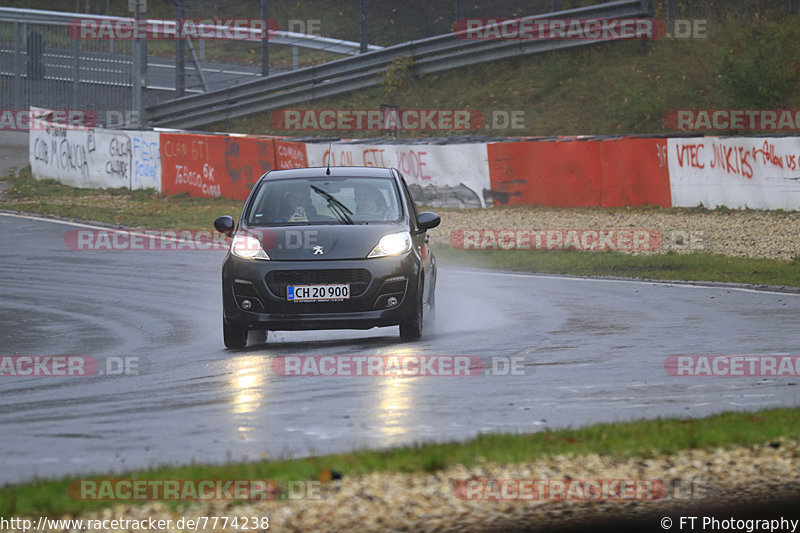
[432,244,800,288]
[0,168,242,230]
[1,407,798,517]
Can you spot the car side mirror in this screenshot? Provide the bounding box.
[214,215,235,236]
[417,212,441,232]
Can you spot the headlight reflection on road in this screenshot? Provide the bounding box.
[376,347,419,439]
[229,356,268,439]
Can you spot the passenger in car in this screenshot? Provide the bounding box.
[354,184,388,220]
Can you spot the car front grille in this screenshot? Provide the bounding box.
[265,269,372,298]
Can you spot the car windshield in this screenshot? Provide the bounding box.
[246,176,402,226]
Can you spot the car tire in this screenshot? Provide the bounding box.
[426,266,437,331]
[399,281,424,340]
[426,281,436,334]
[223,318,248,349]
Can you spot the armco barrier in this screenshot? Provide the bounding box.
[487,137,671,208]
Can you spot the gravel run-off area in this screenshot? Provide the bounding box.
[429,206,800,261]
[6,439,798,533]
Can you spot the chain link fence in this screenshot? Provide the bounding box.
[0,12,137,127]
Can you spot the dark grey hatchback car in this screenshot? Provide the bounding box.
[213,166,440,348]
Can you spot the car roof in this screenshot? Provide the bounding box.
[261,166,396,181]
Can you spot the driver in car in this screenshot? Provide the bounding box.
[275,185,316,222]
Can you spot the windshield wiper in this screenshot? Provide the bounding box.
[311,185,353,225]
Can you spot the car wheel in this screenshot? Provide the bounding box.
[426,266,437,331]
[399,282,424,340]
[426,282,436,333]
[223,318,248,349]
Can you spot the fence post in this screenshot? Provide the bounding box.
[261,0,269,76]
[13,22,22,108]
[667,0,675,25]
[132,0,144,126]
[72,37,80,112]
[176,0,185,96]
[792,0,798,14]
[26,30,44,80]
[360,0,368,53]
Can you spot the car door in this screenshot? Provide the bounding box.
[395,170,434,302]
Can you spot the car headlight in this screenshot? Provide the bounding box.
[368,231,412,258]
[231,232,270,260]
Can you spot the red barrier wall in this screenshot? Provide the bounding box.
[157,131,671,208]
[273,139,309,169]
[598,137,671,207]
[488,139,602,207]
[160,133,275,200]
[488,137,671,207]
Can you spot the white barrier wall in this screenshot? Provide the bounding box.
[668,137,800,210]
[305,142,491,207]
[129,131,161,190]
[29,112,161,191]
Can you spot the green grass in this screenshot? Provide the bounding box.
[432,245,800,288]
[212,10,800,138]
[0,168,242,230]
[2,407,798,517]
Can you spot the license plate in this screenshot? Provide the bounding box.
[287,284,350,301]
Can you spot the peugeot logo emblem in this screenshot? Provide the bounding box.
[313,245,324,255]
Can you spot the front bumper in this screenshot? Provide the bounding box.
[221,253,421,331]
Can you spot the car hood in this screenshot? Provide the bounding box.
[242,223,407,261]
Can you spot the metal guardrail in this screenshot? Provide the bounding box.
[148,0,655,129]
[0,6,383,124]
[0,7,381,55]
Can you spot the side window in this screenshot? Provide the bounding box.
[397,172,419,220]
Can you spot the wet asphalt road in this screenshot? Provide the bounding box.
[1,212,799,486]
